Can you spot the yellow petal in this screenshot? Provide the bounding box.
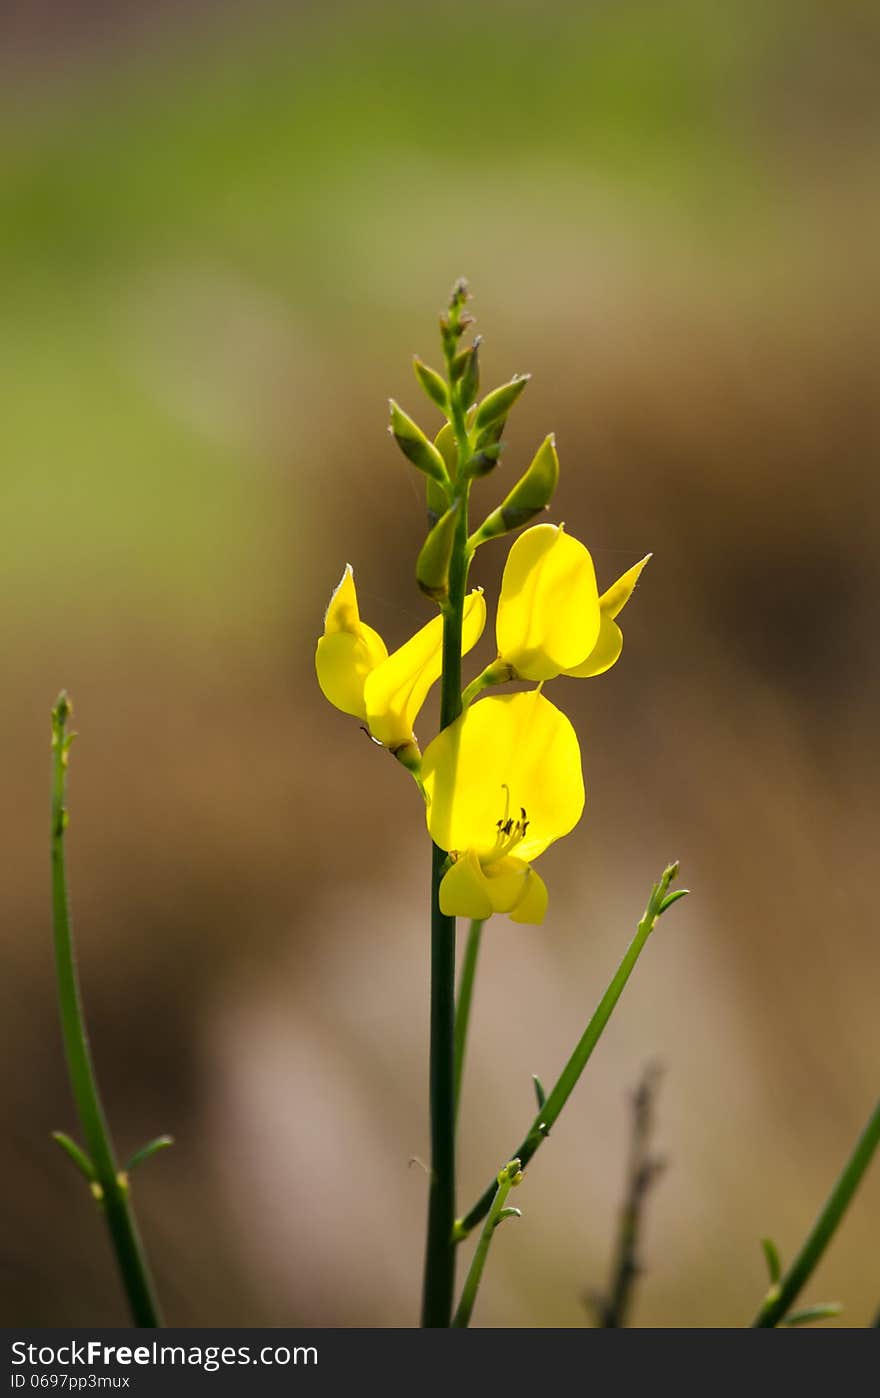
[364,590,486,749]
[423,690,584,863]
[564,614,623,678]
[508,868,548,924]
[323,563,361,635]
[563,555,649,678]
[439,849,493,920]
[483,856,532,913]
[599,554,651,621]
[315,625,388,719]
[496,524,601,681]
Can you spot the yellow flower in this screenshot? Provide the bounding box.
[315,565,388,721]
[421,690,584,925]
[564,554,651,678]
[495,524,649,682]
[495,524,601,682]
[316,565,486,757]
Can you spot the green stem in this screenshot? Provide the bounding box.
[454,920,484,1122]
[421,337,472,1325]
[50,695,161,1328]
[452,1160,522,1328]
[455,865,682,1240]
[461,660,515,711]
[751,1097,880,1328]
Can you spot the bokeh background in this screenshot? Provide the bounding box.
[2,0,878,1328]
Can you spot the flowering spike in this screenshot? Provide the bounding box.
[388,400,450,485]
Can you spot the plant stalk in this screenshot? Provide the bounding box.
[751,1097,880,1327]
[455,867,681,1239]
[421,353,472,1324]
[50,695,161,1328]
[452,1160,521,1328]
[454,920,484,1121]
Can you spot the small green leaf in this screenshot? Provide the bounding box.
[125,1134,174,1173]
[658,888,690,915]
[782,1303,843,1326]
[761,1237,782,1284]
[51,1131,96,1181]
[532,1074,546,1111]
[496,1207,522,1223]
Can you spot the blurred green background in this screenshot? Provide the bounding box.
[2,0,878,1327]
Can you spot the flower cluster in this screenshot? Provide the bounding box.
[316,288,648,925]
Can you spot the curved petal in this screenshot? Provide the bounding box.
[439,849,493,920]
[564,614,623,678]
[365,590,486,749]
[316,625,388,719]
[423,690,585,862]
[496,524,601,681]
[509,868,549,925]
[323,563,361,634]
[599,554,651,621]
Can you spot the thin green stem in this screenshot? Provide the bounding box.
[50,694,161,1328]
[421,305,474,1327]
[461,660,515,711]
[452,1160,522,1328]
[455,865,683,1240]
[454,920,484,1121]
[751,1097,880,1327]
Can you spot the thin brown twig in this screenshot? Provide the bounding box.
[588,1061,666,1328]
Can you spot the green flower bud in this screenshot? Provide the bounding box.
[426,477,448,529]
[469,434,559,546]
[440,278,473,356]
[463,440,504,480]
[474,373,530,432]
[389,400,449,485]
[434,422,458,475]
[413,357,449,412]
[453,337,481,410]
[416,500,460,605]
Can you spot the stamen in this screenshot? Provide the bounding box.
[489,801,530,862]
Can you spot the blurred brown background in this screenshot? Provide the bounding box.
[2,0,878,1327]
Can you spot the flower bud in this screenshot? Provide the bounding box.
[413,357,449,412]
[388,400,449,485]
[426,477,448,529]
[462,440,503,480]
[470,434,559,545]
[416,500,460,605]
[428,424,458,525]
[453,337,481,409]
[474,374,530,432]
